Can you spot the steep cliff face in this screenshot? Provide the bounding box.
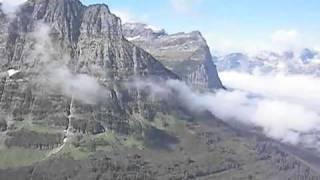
[123,23,223,89]
[0,0,178,142]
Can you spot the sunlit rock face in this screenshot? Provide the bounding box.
[123,23,223,89]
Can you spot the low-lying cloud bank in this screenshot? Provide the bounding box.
[133,71,320,146]
[220,71,320,109]
[218,71,320,145]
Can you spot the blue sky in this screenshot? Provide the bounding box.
[82,0,320,54]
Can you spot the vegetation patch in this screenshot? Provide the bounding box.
[12,120,63,134]
[58,143,92,160]
[0,147,48,169]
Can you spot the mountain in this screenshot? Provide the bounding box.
[123,23,223,89]
[0,0,319,179]
[0,0,181,133]
[214,53,252,72]
[0,0,179,160]
[215,49,320,75]
[300,48,318,64]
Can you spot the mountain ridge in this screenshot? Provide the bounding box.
[123,22,223,89]
[215,48,320,75]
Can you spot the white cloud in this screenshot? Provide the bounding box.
[203,33,236,54]
[271,29,299,51]
[133,71,320,147]
[112,9,150,24]
[47,66,108,104]
[220,71,320,109]
[170,0,201,14]
[271,29,298,45]
[203,32,267,55]
[112,9,161,32]
[0,0,26,13]
[205,29,304,55]
[27,23,108,104]
[171,0,190,13]
[219,71,320,144]
[113,9,137,23]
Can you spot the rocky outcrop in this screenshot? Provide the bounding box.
[5,129,63,150]
[123,23,223,89]
[0,118,7,131]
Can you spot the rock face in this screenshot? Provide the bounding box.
[123,23,223,89]
[0,0,178,140]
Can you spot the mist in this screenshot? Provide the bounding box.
[0,0,26,14]
[132,72,320,146]
[47,66,108,104]
[25,23,108,104]
[220,71,320,109]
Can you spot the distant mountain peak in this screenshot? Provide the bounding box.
[123,22,166,40]
[124,22,164,32]
[215,48,320,75]
[123,23,223,89]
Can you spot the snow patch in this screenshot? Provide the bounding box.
[146,24,162,33]
[127,35,141,41]
[7,69,20,77]
[124,23,164,33]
